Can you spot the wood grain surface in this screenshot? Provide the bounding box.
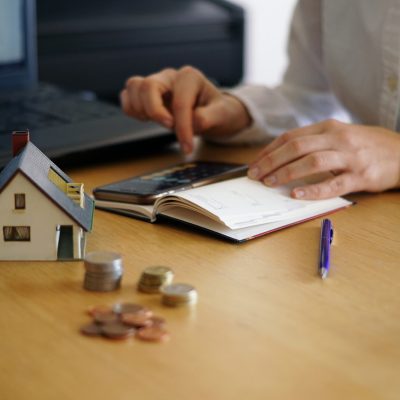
[1,142,399,400]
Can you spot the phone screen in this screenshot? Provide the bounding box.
[93,161,247,204]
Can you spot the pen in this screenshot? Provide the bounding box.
[319,219,333,279]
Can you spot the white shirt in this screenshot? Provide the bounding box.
[225,0,400,144]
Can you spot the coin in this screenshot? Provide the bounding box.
[86,304,114,317]
[137,284,160,294]
[161,283,196,296]
[121,311,153,328]
[136,326,170,343]
[84,251,123,268]
[93,312,119,325]
[149,316,166,329]
[161,297,197,307]
[160,283,198,307]
[141,266,174,279]
[83,279,122,292]
[101,322,135,340]
[80,323,103,337]
[83,251,123,292]
[137,266,174,293]
[113,302,147,315]
[81,303,170,343]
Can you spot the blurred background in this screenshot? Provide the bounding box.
[230,0,296,86]
[37,0,297,102]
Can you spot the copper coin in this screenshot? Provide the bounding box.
[113,302,147,315]
[136,326,170,343]
[80,323,103,337]
[86,304,114,317]
[121,311,153,328]
[94,312,119,325]
[149,316,166,328]
[121,307,153,319]
[101,322,135,340]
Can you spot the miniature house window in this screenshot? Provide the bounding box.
[3,226,31,241]
[14,193,26,209]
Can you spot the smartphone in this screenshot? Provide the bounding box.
[93,161,248,204]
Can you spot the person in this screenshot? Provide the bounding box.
[120,0,400,200]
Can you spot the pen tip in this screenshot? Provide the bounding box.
[320,268,328,279]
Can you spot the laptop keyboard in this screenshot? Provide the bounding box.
[0,84,122,133]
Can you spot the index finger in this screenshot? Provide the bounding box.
[254,122,326,163]
[139,69,177,127]
[172,67,207,154]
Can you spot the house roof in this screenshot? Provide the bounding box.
[0,142,94,231]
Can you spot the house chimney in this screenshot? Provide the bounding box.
[12,130,30,156]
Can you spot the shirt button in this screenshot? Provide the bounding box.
[387,75,398,92]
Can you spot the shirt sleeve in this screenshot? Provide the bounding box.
[211,0,351,145]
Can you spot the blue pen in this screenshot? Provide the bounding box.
[319,219,333,279]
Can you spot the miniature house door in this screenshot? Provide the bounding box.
[57,225,73,259]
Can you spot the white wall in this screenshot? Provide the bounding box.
[230,0,297,86]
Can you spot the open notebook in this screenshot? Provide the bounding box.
[94,176,353,242]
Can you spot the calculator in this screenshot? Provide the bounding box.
[93,161,248,204]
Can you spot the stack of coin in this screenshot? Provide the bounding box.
[80,302,169,342]
[83,251,123,292]
[137,266,174,293]
[160,283,198,307]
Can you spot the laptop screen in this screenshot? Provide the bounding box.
[0,0,37,91]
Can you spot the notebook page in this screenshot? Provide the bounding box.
[169,177,349,229]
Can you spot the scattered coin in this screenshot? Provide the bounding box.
[113,302,148,315]
[83,251,123,292]
[160,283,198,307]
[80,302,170,343]
[121,312,153,328]
[149,316,166,328]
[137,266,174,293]
[93,312,120,325]
[101,322,135,340]
[136,326,170,343]
[79,266,197,342]
[80,322,103,337]
[87,304,114,317]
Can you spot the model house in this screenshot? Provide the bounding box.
[0,131,94,260]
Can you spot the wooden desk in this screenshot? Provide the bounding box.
[1,143,400,400]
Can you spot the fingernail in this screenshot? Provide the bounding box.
[293,189,305,198]
[248,167,259,180]
[263,175,276,186]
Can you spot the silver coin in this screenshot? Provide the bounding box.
[160,283,198,306]
[84,251,122,265]
[162,297,198,307]
[84,264,124,273]
[83,251,123,292]
[84,251,123,271]
[160,283,196,297]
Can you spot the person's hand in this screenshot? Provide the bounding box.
[247,119,400,199]
[120,66,252,154]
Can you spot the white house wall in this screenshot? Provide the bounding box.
[0,172,81,260]
[73,225,85,259]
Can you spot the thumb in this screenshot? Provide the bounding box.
[193,102,223,135]
[193,95,251,137]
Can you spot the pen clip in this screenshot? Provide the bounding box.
[322,219,333,241]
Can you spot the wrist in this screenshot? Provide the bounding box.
[223,93,252,135]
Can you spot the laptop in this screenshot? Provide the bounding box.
[0,0,173,168]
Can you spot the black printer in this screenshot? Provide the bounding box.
[36,0,245,102]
